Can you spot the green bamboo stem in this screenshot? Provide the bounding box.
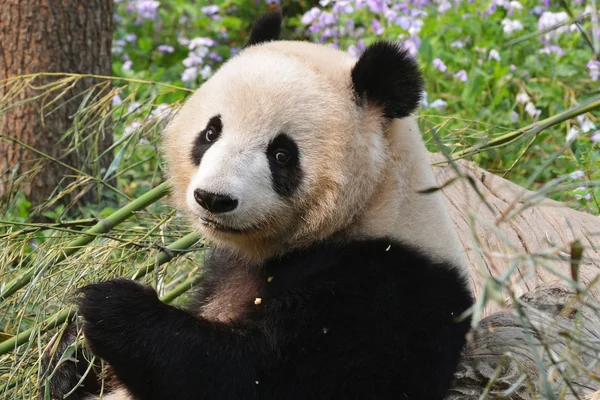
[0,308,74,357]
[130,231,202,280]
[161,278,196,303]
[0,182,171,302]
[0,232,201,356]
[451,94,600,159]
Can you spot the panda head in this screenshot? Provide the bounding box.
[163,11,424,261]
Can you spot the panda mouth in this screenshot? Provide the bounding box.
[199,216,247,233]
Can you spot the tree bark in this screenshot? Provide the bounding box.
[431,155,600,399]
[0,0,113,208]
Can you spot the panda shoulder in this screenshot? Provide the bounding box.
[335,238,472,303]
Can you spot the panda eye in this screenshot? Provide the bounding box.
[204,128,218,143]
[274,151,289,164]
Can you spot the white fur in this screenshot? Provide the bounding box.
[185,134,284,232]
[163,40,468,273]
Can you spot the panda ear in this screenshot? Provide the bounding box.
[246,10,283,47]
[351,41,424,119]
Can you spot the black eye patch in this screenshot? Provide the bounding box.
[191,115,223,166]
[266,133,302,196]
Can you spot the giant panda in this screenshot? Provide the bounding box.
[41,11,473,400]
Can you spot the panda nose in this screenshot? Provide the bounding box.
[194,189,238,213]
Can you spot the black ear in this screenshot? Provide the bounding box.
[351,41,424,119]
[246,11,283,47]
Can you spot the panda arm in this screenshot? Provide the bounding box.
[76,278,267,400]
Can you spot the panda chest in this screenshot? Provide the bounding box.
[199,270,262,323]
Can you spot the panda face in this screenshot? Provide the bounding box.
[163,39,423,260]
[184,111,303,238]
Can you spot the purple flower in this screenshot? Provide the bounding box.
[309,23,321,34]
[505,0,523,16]
[125,33,137,42]
[200,65,213,80]
[301,7,321,25]
[150,104,174,124]
[332,1,353,14]
[112,94,122,106]
[516,92,530,104]
[347,40,366,58]
[395,16,411,30]
[433,58,447,72]
[321,27,339,41]
[181,67,198,82]
[438,0,451,14]
[366,0,386,13]
[454,70,468,82]
[587,60,600,81]
[538,12,575,44]
[123,121,142,137]
[372,19,384,35]
[488,49,501,61]
[319,11,337,27]
[577,115,596,133]
[567,126,580,142]
[201,5,220,15]
[347,45,360,58]
[429,99,447,110]
[183,53,203,68]
[501,19,523,35]
[122,60,133,71]
[188,37,216,49]
[402,36,421,57]
[591,131,600,143]
[531,5,545,15]
[450,40,465,49]
[157,45,174,53]
[539,45,565,56]
[209,52,223,62]
[569,170,585,180]
[135,0,160,20]
[177,35,190,46]
[524,102,541,119]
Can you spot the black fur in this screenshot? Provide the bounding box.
[351,41,424,119]
[191,115,223,166]
[246,11,282,47]
[71,238,472,399]
[266,133,302,196]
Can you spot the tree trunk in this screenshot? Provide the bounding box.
[0,0,114,209]
[430,154,600,399]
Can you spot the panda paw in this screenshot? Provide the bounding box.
[75,278,166,359]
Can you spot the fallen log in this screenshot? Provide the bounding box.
[432,155,600,399]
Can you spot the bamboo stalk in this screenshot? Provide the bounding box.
[0,232,201,356]
[450,94,600,159]
[0,182,171,302]
[130,231,202,280]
